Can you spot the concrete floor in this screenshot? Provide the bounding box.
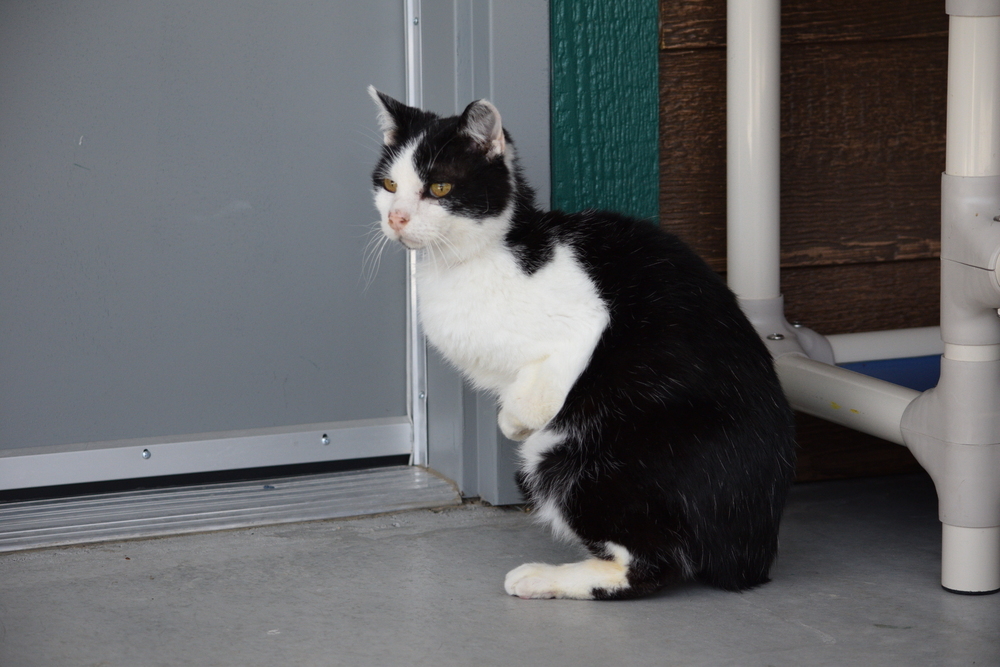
[1,473,998,666]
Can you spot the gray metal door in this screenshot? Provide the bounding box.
[0,1,411,489]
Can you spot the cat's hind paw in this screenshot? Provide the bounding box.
[504,558,630,600]
[504,563,562,599]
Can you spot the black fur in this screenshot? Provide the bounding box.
[531,208,795,594]
[372,94,796,599]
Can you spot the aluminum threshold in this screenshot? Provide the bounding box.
[0,465,462,553]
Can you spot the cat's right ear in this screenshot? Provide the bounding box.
[459,99,505,158]
[368,86,406,146]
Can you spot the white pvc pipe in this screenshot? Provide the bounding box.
[937,5,1000,594]
[942,525,1000,593]
[945,15,1000,177]
[827,327,944,364]
[775,355,920,445]
[727,0,782,301]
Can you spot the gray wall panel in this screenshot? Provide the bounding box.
[0,2,408,450]
[491,0,551,209]
[419,0,549,503]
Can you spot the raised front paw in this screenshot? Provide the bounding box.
[498,407,536,441]
[498,376,564,441]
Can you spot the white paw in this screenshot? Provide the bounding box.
[514,387,562,431]
[504,563,567,599]
[498,407,536,441]
[498,379,564,441]
[504,557,630,600]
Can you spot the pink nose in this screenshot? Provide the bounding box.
[388,210,409,233]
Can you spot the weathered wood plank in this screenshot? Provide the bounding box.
[660,0,948,51]
[659,48,727,261]
[781,260,940,335]
[780,41,947,267]
[659,39,947,270]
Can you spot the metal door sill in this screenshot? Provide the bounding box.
[0,465,461,553]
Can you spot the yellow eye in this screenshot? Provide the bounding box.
[382,178,398,193]
[429,182,453,197]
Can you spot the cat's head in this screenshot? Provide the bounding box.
[368,86,519,261]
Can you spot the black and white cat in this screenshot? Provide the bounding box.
[368,87,796,600]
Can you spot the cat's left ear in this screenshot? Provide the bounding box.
[459,99,506,158]
[368,85,412,146]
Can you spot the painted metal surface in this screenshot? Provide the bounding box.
[0,465,460,553]
[415,0,549,504]
[0,417,412,492]
[0,3,409,458]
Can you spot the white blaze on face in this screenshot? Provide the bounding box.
[374,141,513,264]
[373,141,431,249]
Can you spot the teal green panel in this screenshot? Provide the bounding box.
[550,0,659,222]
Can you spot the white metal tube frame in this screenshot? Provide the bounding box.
[727,0,1000,593]
[405,0,429,467]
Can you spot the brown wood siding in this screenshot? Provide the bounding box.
[659,0,947,480]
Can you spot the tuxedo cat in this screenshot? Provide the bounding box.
[368,87,796,600]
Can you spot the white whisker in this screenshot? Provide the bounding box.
[354,124,387,150]
[348,137,384,157]
[435,232,462,266]
[360,222,396,290]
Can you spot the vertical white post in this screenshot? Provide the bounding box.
[935,3,1000,594]
[726,0,832,360]
[727,0,782,301]
[405,0,428,467]
[945,14,1000,178]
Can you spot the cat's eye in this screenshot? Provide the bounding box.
[429,182,453,197]
[382,178,398,193]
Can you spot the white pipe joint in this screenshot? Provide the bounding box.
[899,0,1000,594]
[902,357,1000,593]
[940,175,1000,346]
[740,296,834,364]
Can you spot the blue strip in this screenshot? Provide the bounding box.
[839,355,941,392]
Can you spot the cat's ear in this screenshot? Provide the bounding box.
[368,85,409,146]
[459,99,506,158]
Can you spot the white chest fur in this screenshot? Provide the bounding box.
[417,243,609,412]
